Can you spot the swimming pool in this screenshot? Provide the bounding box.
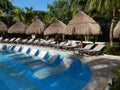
[0,44,91,90]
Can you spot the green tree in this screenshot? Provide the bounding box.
[0,0,13,26]
[10,6,25,22]
[85,0,120,47]
[24,7,36,25]
[47,0,72,24]
[34,10,48,25]
[44,12,55,26]
[70,0,86,16]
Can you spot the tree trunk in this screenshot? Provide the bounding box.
[109,19,114,47]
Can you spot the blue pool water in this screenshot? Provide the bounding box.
[0,45,91,90]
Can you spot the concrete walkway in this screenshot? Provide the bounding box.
[81,55,120,90]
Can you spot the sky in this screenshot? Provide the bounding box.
[12,0,53,11]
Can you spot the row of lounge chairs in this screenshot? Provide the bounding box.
[0,37,105,56]
[0,45,75,79]
[0,37,38,44]
[74,44,105,56]
[0,37,79,49]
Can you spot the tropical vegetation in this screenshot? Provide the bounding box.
[0,0,120,89]
[0,0,120,45]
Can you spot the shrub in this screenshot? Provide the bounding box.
[105,45,120,56]
[109,67,120,90]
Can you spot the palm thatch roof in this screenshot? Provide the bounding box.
[26,18,45,35]
[0,21,7,33]
[113,21,120,38]
[44,20,66,35]
[63,11,101,35]
[8,21,26,34]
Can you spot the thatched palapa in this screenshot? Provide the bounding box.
[63,11,101,35]
[113,21,120,38]
[8,21,26,34]
[44,20,66,35]
[0,21,7,33]
[26,18,45,35]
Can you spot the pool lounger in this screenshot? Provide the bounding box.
[18,50,48,64]
[12,48,39,60]
[33,58,73,79]
[6,46,30,57]
[26,54,59,70]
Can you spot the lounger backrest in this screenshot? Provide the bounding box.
[0,44,3,50]
[14,46,22,52]
[0,37,2,40]
[64,41,71,46]
[9,38,15,42]
[40,40,45,44]
[0,44,7,51]
[44,39,52,44]
[29,49,38,56]
[28,39,34,43]
[4,38,9,42]
[22,39,28,43]
[9,38,16,42]
[21,47,30,54]
[92,44,105,51]
[33,39,38,43]
[37,50,48,59]
[83,44,94,49]
[59,42,66,45]
[8,45,16,51]
[15,38,21,42]
[47,54,59,64]
[59,58,73,69]
[71,43,78,47]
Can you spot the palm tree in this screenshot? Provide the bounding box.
[69,0,87,17]
[47,0,72,24]
[24,7,35,25]
[10,6,25,22]
[85,0,120,47]
[0,0,13,26]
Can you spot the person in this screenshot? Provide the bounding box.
[80,41,83,48]
[55,35,59,44]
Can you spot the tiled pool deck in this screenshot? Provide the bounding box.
[82,54,120,90]
[2,43,120,90]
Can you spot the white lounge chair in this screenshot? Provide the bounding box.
[42,39,52,46]
[14,38,21,44]
[33,58,73,79]
[0,44,7,51]
[33,39,39,45]
[12,48,38,61]
[82,44,105,56]
[27,38,35,44]
[21,54,59,68]
[53,41,66,48]
[62,43,79,50]
[37,50,48,59]
[60,41,72,49]
[6,46,23,56]
[21,39,28,44]
[8,38,16,43]
[74,44,94,54]
[3,38,9,43]
[16,50,48,64]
